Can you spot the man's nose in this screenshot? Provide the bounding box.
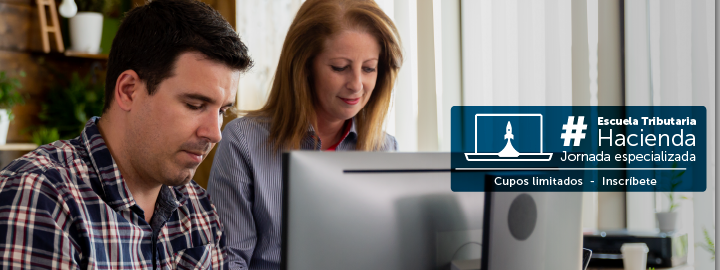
[198,112,223,144]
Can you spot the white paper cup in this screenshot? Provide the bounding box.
[621,243,649,270]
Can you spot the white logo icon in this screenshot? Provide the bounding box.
[561,116,587,146]
[465,114,553,161]
[499,121,519,157]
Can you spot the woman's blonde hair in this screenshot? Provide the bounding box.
[246,0,402,151]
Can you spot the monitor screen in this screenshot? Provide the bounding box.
[281,152,583,270]
[474,113,544,154]
[282,152,482,270]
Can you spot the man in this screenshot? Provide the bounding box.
[0,0,252,268]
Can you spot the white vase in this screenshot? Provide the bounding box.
[0,109,10,145]
[69,12,104,54]
[656,212,678,233]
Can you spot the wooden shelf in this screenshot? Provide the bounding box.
[0,143,38,151]
[64,51,109,60]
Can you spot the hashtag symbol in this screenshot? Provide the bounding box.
[561,116,587,146]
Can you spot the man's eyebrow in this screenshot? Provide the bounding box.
[222,101,235,108]
[181,93,234,108]
[181,93,215,103]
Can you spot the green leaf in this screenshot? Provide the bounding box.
[38,71,105,139]
[31,127,60,145]
[75,105,87,123]
[0,70,25,112]
[700,227,715,260]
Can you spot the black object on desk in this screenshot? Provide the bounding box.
[582,248,592,270]
[583,230,687,268]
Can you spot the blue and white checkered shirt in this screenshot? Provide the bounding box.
[207,116,397,270]
[0,117,227,269]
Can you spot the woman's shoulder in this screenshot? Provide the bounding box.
[223,115,272,141]
[380,132,398,151]
[225,115,270,132]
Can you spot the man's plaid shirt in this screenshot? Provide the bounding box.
[0,118,226,269]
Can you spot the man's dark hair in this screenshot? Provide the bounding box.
[103,0,253,112]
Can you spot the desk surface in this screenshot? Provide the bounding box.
[588,264,692,270]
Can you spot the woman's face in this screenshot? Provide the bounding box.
[312,30,381,123]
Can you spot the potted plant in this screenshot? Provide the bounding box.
[697,227,715,261]
[655,163,687,233]
[68,0,105,53]
[32,71,104,144]
[0,71,26,145]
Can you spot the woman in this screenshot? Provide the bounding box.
[207,0,403,269]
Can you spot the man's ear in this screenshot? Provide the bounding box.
[114,70,142,112]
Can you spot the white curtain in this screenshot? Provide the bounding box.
[235,0,303,111]
[624,0,715,267]
[389,0,464,152]
[388,0,419,151]
[460,0,573,107]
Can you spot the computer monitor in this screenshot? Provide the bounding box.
[281,152,583,270]
[481,172,583,270]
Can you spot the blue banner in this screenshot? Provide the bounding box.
[451,106,706,192]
